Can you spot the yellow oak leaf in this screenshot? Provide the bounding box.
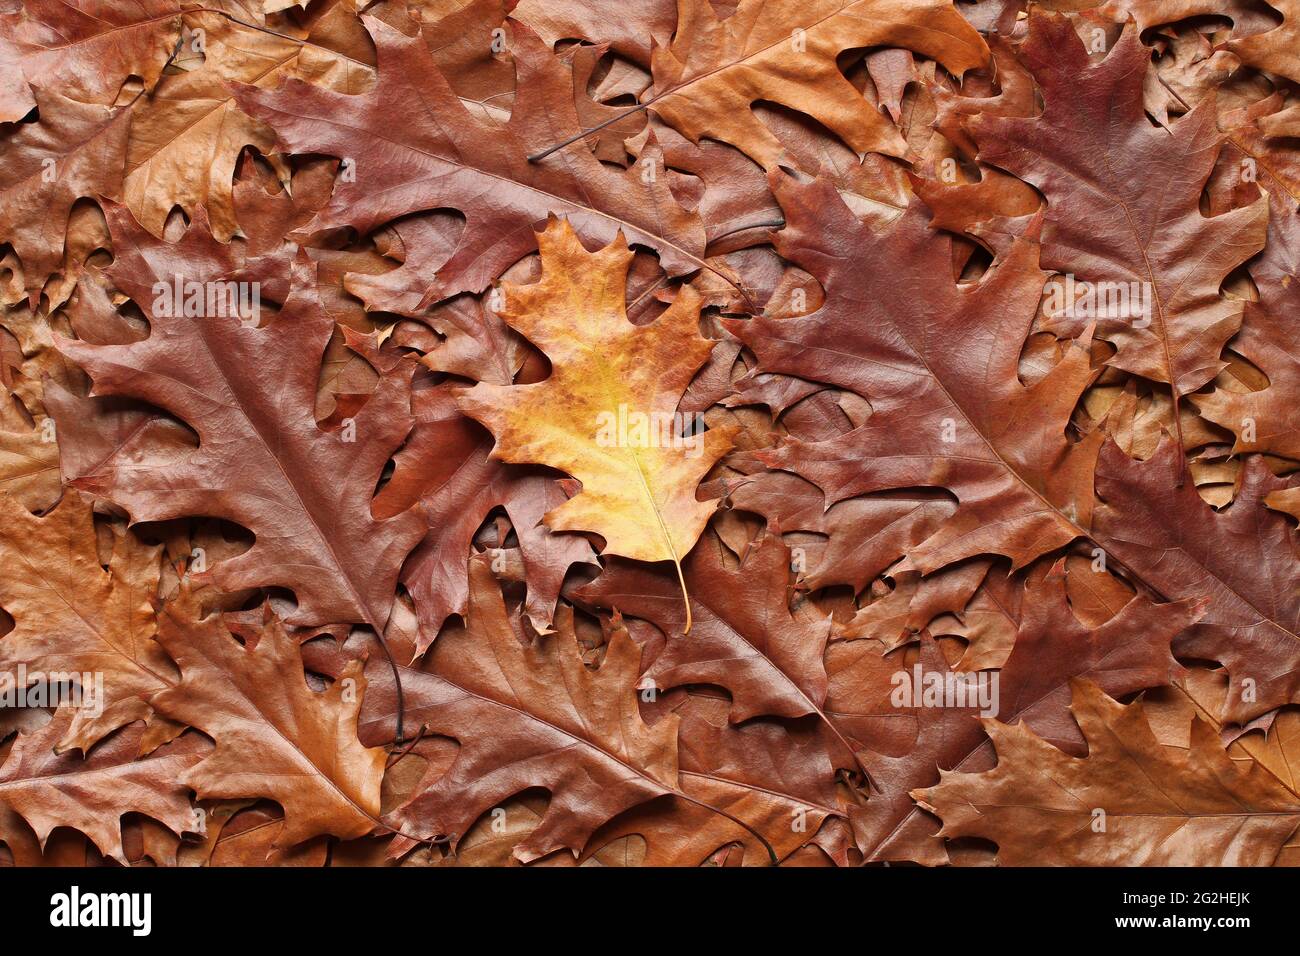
[458,219,737,630]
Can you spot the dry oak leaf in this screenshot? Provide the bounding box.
[0,398,61,512]
[235,16,711,309]
[574,533,835,726]
[370,381,597,643]
[1193,280,1300,460]
[842,562,1204,863]
[0,0,183,121]
[0,709,205,865]
[930,33,1036,162]
[513,0,675,67]
[828,635,988,865]
[123,6,375,243]
[362,559,681,863]
[626,120,784,256]
[834,559,991,648]
[728,172,1101,575]
[646,0,988,169]
[914,679,1300,866]
[149,590,387,844]
[1103,0,1300,85]
[0,89,130,303]
[584,702,848,866]
[722,468,957,594]
[973,13,1268,445]
[0,491,179,754]
[907,166,1042,250]
[1094,438,1300,724]
[458,218,737,621]
[202,804,330,867]
[1221,0,1300,86]
[1148,668,1300,868]
[57,206,425,636]
[396,0,519,109]
[0,31,32,126]
[1217,93,1300,289]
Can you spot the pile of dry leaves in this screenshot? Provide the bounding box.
[1,0,1299,868]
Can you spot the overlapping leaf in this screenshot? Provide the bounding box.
[7,0,1300,873]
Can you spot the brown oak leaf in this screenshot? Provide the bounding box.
[0,708,204,864]
[150,590,387,844]
[1094,438,1300,723]
[843,562,1203,862]
[235,16,712,308]
[729,172,1101,575]
[973,12,1268,449]
[575,532,834,725]
[0,90,129,302]
[914,679,1300,866]
[1193,280,1300,459]
[124,7,375,242]
[647,0,988,169]
[0,491,178,753]
[0,0,184,119]
[56,205,426,636]
[360,558,681,863]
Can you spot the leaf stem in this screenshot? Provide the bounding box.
[673,556,693,635]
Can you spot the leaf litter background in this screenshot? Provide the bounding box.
[0,0,1299,867]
